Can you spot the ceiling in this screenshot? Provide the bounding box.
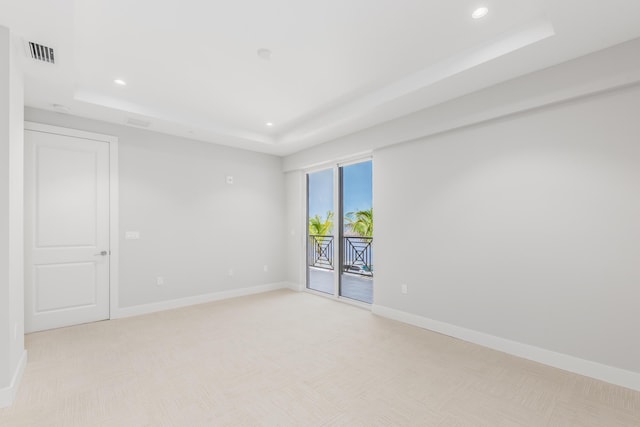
[2,0,640,156]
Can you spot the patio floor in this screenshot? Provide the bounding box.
[308,267,373,304]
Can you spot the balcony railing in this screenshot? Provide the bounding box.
[308,234,373,277]
[308,235,334,270]
[343,236,373,277]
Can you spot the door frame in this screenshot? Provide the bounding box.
[303,154,373,308]
[24,121,120,320]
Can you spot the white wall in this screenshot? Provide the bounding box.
[284,170,304,288]
[24,108,287,309]
[374,85,640,374]
[8,25,24,389]
[0,25,25,406]
[0,24,11,393]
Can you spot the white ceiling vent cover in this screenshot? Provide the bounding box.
[27,42,55,64]
[126,117,151,128]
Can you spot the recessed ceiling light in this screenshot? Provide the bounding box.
[266,122,274,127]
[113,79,127,86]
[472,7,489,19]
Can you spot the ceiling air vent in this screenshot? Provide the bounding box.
[28,42,55,64]
[126,117,151,128]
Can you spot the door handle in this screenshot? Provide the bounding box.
[94,250,109,256]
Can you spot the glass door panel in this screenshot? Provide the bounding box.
[307,168,335,294]
[339,161,373,303]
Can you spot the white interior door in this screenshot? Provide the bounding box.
[25,129,110,333]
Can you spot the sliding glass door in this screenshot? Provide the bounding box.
[306,160,373,303]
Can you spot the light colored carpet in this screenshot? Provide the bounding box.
[1,289,639,426]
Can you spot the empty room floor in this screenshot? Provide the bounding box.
[1,290,639,426]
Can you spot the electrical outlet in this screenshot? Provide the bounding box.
[157,276,164,286]
[226,176,234,184]
[263,265,269,272]
[401,283,408,294]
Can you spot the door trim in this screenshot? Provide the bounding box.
[24,121,119,321]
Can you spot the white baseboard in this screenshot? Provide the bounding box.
[114,282,292,319]
[286,282,304,292]
[0,350,28,408]
[372,304,640,392]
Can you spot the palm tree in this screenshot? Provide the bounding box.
[345,208,373,237]
[308,211,334,236]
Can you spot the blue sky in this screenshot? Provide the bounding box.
[308,161,372,222]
